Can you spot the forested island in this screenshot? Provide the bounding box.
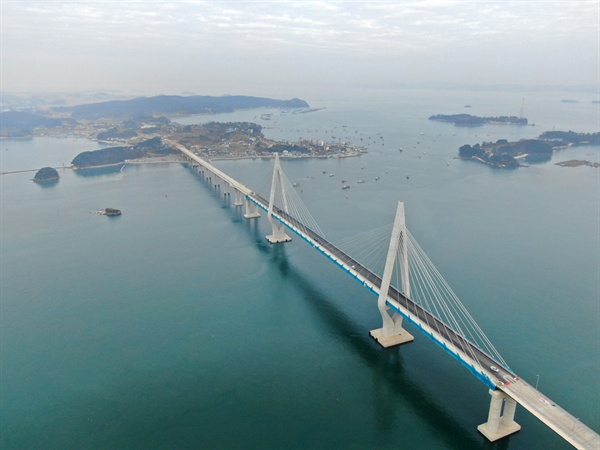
[458,131,600,168]
[429,114,528,126]
[32,166,60,183]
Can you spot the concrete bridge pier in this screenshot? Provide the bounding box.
[477,390,521,442]
[266,219,292,244]
[233,189,244,206]
[222,182,229,199]
[243,198,261,219]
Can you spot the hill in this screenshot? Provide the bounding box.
[71,137,177,168]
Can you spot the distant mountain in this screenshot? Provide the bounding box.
[53,95,310,120]
[0,111,75,137]
[0,111,62,129]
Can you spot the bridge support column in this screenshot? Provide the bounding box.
[243,197,261,219]
[265,153,291,244]
[370,201,413,347]
[233,189,244,206]
[477,390,521,442]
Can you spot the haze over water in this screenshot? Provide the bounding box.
[1,88,598,449]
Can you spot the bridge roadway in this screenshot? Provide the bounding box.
[172,142,599,449]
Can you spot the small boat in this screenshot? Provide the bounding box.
[342,185,350,190]
[357,179,365,184]
[329,174,334,177]
[101,208,122,216]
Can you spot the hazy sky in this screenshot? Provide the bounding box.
[1,1,598,99]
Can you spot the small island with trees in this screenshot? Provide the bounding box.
[458,131,600,168]
[32,167,60,183]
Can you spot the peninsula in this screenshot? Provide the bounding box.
[71,121,365,168]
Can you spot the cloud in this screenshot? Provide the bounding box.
[1,1,598,94]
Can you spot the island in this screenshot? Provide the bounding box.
[429,114,528,126]
[555,160,600,168]
[458,131,600,168]
[32,166,59,183]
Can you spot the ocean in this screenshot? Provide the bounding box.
[1,88,598,449]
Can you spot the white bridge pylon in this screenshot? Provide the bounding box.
[369,201,415,347]
[265,153,292,243]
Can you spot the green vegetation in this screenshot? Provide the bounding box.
[71,137,177,168]
[96,128,137,141]
[459,131,599,168]
[538,131,600,146]
[33,166,60,182]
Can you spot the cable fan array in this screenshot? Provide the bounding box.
[334,224,509,371]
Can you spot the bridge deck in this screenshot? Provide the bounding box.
[501,381,600,449]
[173,143,600,450]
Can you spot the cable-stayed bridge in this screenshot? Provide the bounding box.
[170,141,599,449]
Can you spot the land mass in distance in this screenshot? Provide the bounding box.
[429,114,528,126]
[0,94,309,138]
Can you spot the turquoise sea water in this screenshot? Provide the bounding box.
[1,89,598,449]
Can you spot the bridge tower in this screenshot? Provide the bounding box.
[370,201,414,347]
[265,153,292,243]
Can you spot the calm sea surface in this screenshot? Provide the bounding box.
[1,88,598,449]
